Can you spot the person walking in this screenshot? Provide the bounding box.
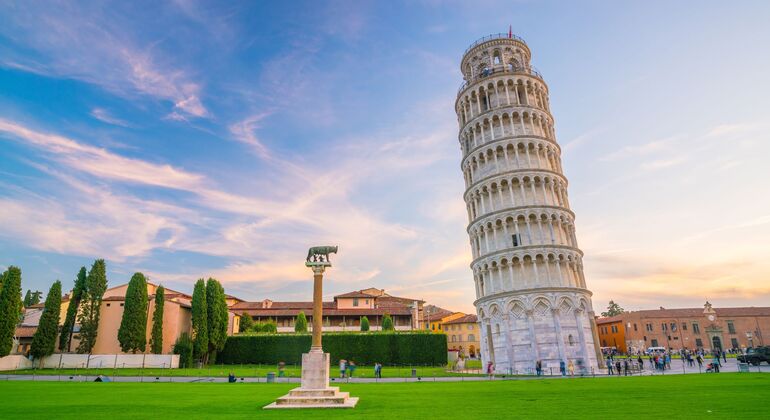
[535,359,542,376]
[615,360,622,376]
[486,361,495,379]
[623,359,630,376]
[560,360,566,376]
[374,362,382,379]
[637,355,644,372]
[339,359,347,378]
[348,360,357,378]
[722,350,727,363]
[567,360,575,377]
[696,354,703,369]
[607,359,614,375]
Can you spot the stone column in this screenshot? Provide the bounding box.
[551,308,566,364]
[311,265,325,352]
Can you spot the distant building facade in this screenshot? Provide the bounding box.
[443,314,481,358]
[596,302,770,353]
[232,288,424,332]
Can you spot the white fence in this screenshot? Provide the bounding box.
[0,354,180,369]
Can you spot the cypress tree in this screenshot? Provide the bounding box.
[206,278,228,361]
[239,313,254,333]
[150,285,165,354]
[382,313,394,331]
[0,266,22,357]
[360,316,370,332]
[59,267,87,352]
[191,279,208,361]
[295,311,308,333]
[118,272,148,353]
[23,290,32,307]
[30,281,62,363]
[77,259,108,354]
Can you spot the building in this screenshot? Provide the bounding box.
[13,282,239,356]
[443,314,481,358]
[596,316,626,353]
[426,311,465,333]
[232,287,424,332]
[456,32,601,373]
[597,302,770,354]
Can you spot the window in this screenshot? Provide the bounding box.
[568,334,575,346]
[643,336,647,341]
[458,335,463,341]
[365,299,369,305]
[661,323,667,331]
[670,322,677,332]
[731,338,739,349]
[645,323,653,332]
[692,323,700,334]
[695,338,703,347]
[512,234,521,247]
[353,298,359,307]
[468,324,473,330]
[120,303,124,307]
[651,339,659,347]
[468,334,475,341]
[727,321,736,334]
[451,335,456,342]
[682,323,687,331]
[633,323,638,332]
[611,325,618,334]
[106,303,111,307]
[495,324,500,334]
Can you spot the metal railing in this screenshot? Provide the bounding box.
[463,33,528,57]
[457,65,544,94]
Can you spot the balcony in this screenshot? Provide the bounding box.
[463,33,528,57]
[458,65,544,94]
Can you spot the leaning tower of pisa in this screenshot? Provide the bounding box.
[456,33,602,373]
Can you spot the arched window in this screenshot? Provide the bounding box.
[468,334,475,341]
[493,51,502,65]
[495,324,500,335]
[568,334,575,346]
[452,335,457,342]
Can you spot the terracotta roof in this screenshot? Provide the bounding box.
[14,326,37,338]
[225,294,245,302]
[443,314,478,324]
[425,310,454,322]
[334,291,376,299]
[231,301,335,310]
[596,315,624,325]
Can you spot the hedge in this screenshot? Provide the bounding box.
[216,332,447,365]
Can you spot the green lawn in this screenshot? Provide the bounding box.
[3,364,484,378]
[0,374,766,419]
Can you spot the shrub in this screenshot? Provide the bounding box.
[294,312,307,333]
[239,313,254,333]
[173,333,194,368]
[249,321,277,333]
[360,316,370,332]
[217,332,447,366]
[382,313,394,331]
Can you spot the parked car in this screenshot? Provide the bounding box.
[737,346,770,366]
[645,346,666,355]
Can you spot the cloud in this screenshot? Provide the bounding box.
[228,113,273,159]
[599,136,678,162]
[0,4,209,119]
[90,108,132,127]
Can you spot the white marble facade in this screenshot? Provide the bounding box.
[456,34,601,373]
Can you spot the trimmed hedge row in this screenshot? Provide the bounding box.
[216,332,447,365]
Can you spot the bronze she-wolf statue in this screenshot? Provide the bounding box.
[306,246,338,263]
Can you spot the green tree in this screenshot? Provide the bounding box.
[360,316,370,332]
[191,279,208,361]
[206,278,228,361]
[382,313,394,331]
[295,311,308,333]
[239,313,254,333]
[59,267,87,352]
[118,272,148,353]
[30,290,42,306]
[173,332,194,368]
[601,300,625,318]
[150,285,165,354]
[77,259,108,354]
[23,290,31,307]
[0,266,22,357]
[30,281,62,363]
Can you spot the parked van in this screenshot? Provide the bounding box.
[646,346,666,354]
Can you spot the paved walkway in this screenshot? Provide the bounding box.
[2,359,766,383]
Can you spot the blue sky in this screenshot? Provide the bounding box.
[1,1,769,313]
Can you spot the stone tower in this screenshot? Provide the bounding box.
[455,33,602,373]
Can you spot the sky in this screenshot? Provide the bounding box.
[1,0,770,314]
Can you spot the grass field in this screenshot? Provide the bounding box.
[2,364,484,378]
[0,374,767,419]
